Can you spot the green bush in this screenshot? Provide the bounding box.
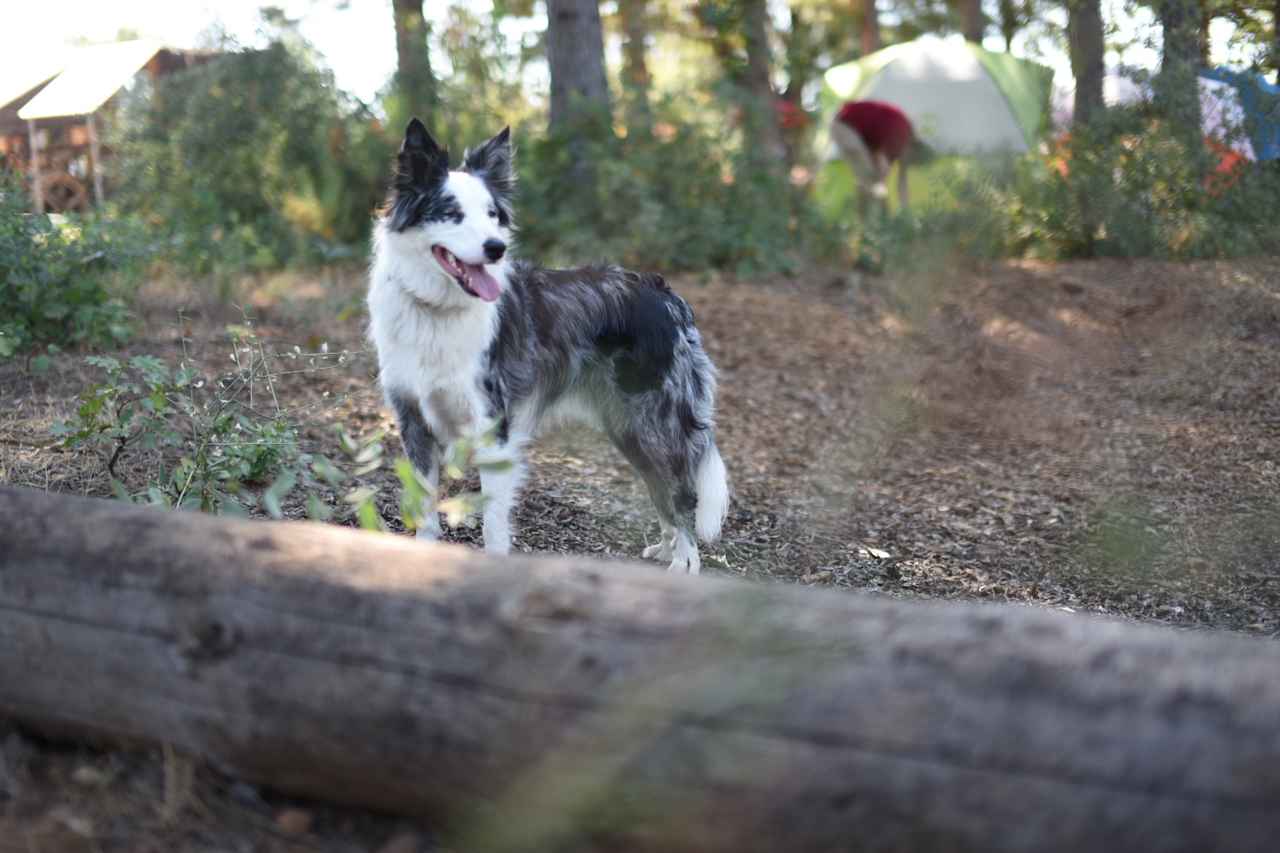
[112,39,392,281]
[52,328,494,530]
[899,101,1280,263]
[515,102,844,274]
[0,172,148,360]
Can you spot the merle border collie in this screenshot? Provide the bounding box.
[367,119,728,573]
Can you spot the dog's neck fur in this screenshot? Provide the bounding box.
[368,221,506,399]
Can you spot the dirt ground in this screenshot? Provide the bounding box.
[2,256,1278,850]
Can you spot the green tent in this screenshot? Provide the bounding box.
[820,35,1055,155]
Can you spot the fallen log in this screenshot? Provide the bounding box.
[1,484,1278,852]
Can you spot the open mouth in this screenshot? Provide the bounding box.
[431,245,501,302]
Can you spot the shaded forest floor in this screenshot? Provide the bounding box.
[2,256,1278,850]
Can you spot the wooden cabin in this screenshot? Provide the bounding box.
[0,41,216,213]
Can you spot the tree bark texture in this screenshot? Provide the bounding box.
[860,0,882,55]
[741,0,787,165]
[1274,0,1280,75]
[618,0,653,133]
[546,0,612,133]
[392,0,437,116]
[1155,0,1205,149]
[958,0,986,43]
[1068,0,1105,127]
[2,485,1280,853]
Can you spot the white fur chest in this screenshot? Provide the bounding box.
[368,268,498,444]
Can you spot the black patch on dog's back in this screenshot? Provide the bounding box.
[592,273,691,395]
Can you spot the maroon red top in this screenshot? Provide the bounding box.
[835,100,914,161]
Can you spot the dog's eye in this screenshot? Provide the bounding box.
[487,207,499,220]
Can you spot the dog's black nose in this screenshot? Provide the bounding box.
[483,239,506,262]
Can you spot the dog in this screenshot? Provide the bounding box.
[366,119,728,574]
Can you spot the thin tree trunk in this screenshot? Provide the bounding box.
[1155,0,1205,153]
[741,0,787,165]
[1274,0,1280,75]
[860,0,882,55]
[1068,0,1105,127]
[391,0,437,116]
[1067,0,1106,256]
[1199,6,1212,65]
[4,485,1280,852]
[546,0,612,133]
[958,0,986,43]
[618,0,653,135]
[998,0,1021,51]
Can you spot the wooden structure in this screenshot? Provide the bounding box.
[1,484,1279,852]
[0,41,214,213]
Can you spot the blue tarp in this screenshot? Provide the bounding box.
[1199,67,1280,161]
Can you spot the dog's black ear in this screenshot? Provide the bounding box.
[398,118,448,188]
[465,126,515,200]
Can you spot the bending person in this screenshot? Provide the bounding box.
[831,100,916,216]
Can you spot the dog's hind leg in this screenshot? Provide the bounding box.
[391,392,442,541]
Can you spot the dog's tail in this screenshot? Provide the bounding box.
[695,442,729,543]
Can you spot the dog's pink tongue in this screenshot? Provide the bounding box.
[467,264,501,302]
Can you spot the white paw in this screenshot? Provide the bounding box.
[666,554,701,575]
[643,542,673,561]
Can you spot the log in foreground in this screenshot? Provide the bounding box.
[2,485,1279,852]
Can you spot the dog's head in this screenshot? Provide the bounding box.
[383,119,515,305]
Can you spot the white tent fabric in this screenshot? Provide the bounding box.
[1053,72,1256,160]
[18,40,161,120]
[826,36,1032,153]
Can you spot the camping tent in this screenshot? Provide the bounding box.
[820,35,1055,155]
[1197,67,1280,161]
[1053,67,1280,162]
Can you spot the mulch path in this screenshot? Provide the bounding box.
[2,256,1278,850]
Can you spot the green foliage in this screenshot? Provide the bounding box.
[53,346,298,514]
[516,102,843,274]
[112,37,392,282]
[52,327,497,533]
[0,172,147,359]
[875,101,1280,267]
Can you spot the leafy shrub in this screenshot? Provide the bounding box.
[53,348,299,513]
[515,102,844,274]
[112,38,392,282]
[53,329,492,531]
[0,172,148,359]
[894,100,1280,264]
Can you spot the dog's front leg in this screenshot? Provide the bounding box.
[479,450,525,555]
[391,392,442,541]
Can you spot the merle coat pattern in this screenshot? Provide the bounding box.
[367,119,728,573]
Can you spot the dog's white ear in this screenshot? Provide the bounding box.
[465,127,515,198]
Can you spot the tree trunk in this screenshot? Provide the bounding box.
[391,0,437,117]
[860,0,882,55]
[958,0,986,43]
[1067,0,1106,256]
[1155,0,1205,153]
[546,0,612,134]
[1199,5,1212,65]
[3,485,1280,852]
[1274,0,1280,76]
[997,0,1021,51]
[1068,0,1105,127]
[618,0,653,135]
[741,0,787,165]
